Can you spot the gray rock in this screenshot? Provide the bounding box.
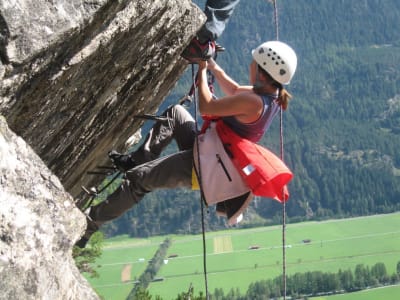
[0,0,204,196]
[0,116,98,300]
[0,0,204,298]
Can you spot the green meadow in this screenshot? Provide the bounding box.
[85,213,400,299]
[312,285,400,300]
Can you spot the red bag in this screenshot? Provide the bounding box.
[216,120,292,202]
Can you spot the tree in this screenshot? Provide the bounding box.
[371,262,387,283]
[354,264,370,289]
[130,287,153,300]
[338,269,354,291]
[73,232,104,278]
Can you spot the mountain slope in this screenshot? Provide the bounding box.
[103,0,400,237]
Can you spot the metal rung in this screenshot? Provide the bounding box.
[134,114,170,122]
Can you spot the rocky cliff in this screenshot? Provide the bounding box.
[0,116,98,299]
[0,0,204,299]
[0,0,204,197]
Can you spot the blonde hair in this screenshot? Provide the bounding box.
[278,87,292,110]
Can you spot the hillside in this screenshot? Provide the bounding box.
[100,0,400,238]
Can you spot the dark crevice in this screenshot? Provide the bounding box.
[0,13,10,64]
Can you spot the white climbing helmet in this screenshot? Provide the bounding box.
[252,41,297,85]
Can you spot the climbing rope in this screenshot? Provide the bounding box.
[280,105,288,300]
[190,2,287,298]
[269,0,288,298]
[271,0,279,41]
[191,63,210,300]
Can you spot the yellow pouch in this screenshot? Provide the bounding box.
[191,167,200,190]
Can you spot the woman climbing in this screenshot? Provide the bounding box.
[76,41,297,248]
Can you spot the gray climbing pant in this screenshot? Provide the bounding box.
[89,104,196,227]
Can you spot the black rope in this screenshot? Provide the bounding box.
[280,107,287,300]
[191,63,210,299]
[269,0,287,298]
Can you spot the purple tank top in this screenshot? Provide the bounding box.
[221,94,280,142]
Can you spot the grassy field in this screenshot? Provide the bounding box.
[85,213,400,299]
[86,236,165,299]
[311,285,400,300]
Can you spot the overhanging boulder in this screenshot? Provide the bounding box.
[0,0,204,197]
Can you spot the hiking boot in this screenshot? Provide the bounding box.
[75,236,90,248]
[182,38,216,62]
[108,150,136,172]
[75,209,99,248]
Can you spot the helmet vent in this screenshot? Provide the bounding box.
[280,69,286,75]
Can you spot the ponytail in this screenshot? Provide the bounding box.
[277,87,292,110]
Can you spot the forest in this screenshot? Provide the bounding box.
[95,0,400,238]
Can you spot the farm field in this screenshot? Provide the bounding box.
[85,213,400,299]
[86,236,165,299]
[311,284,400,300]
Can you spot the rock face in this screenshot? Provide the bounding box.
[0,0,204,299]
[0,0,204,197]
[0,116,98,300]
